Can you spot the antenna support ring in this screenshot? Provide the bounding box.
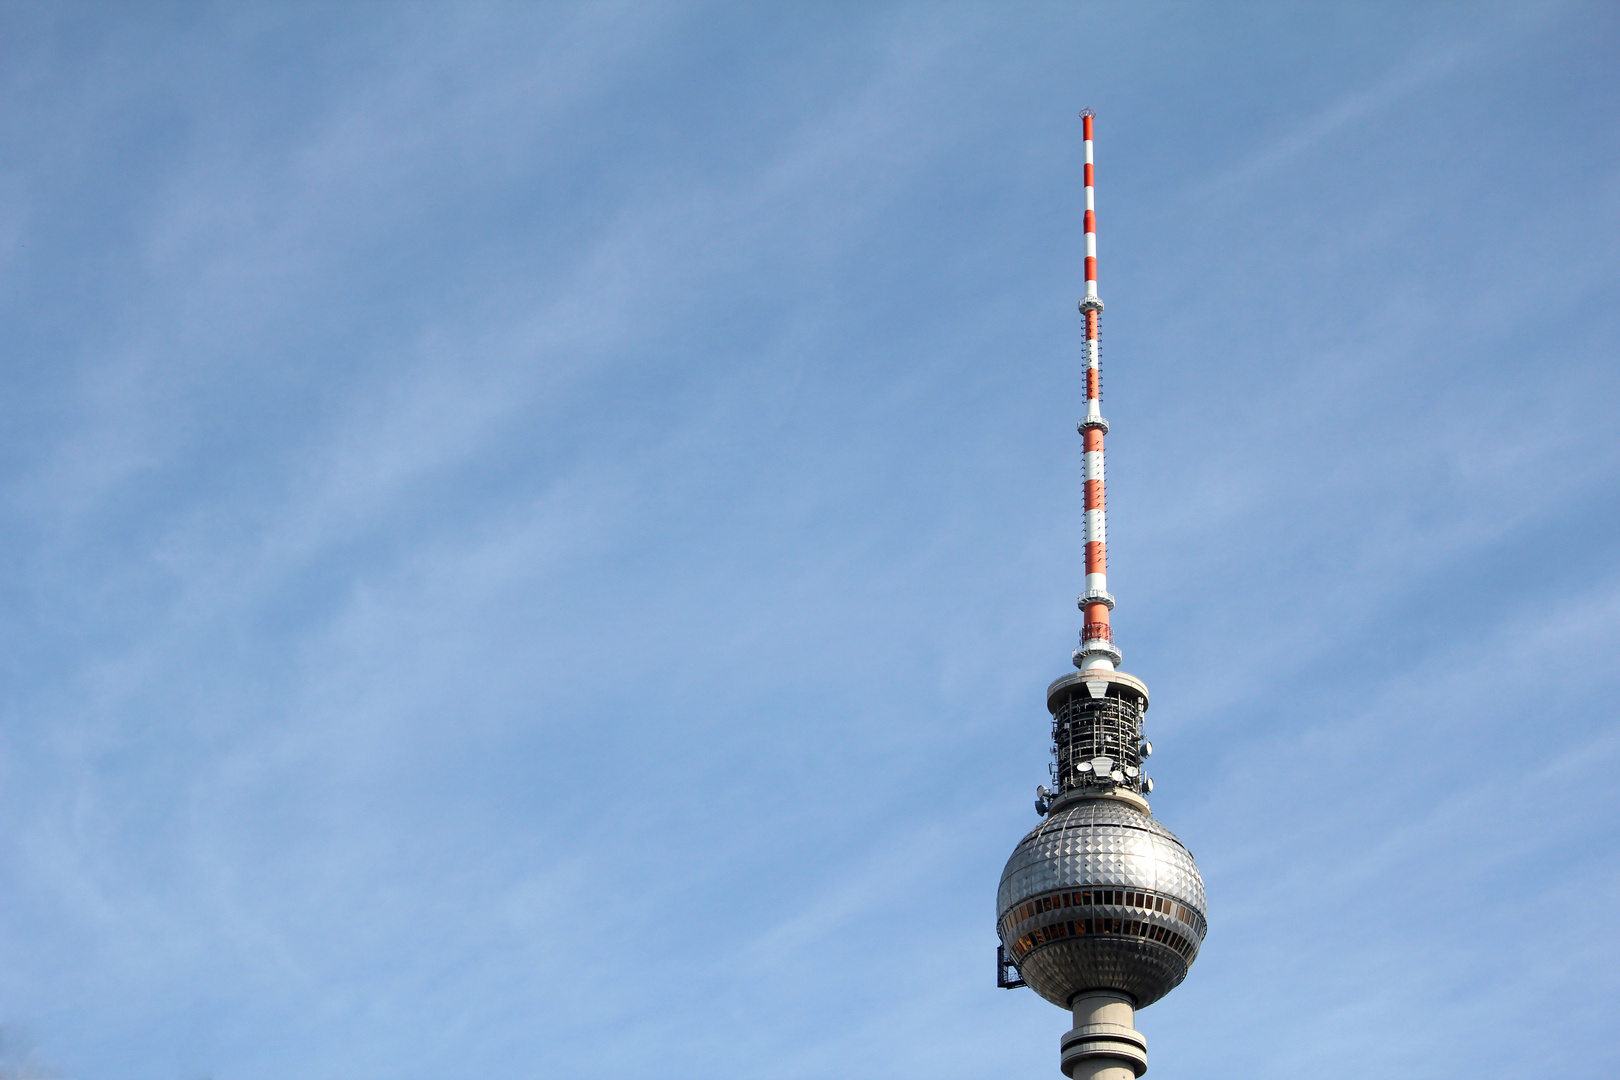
[1072,640,1123,668]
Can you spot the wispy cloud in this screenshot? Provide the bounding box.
[0,3,1616,1078]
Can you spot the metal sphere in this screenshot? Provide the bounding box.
[998,797,1205,1008]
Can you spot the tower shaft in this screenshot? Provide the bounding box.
[1063,992,1147,1080]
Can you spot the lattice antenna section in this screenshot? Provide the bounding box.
[1050,680,1147,795]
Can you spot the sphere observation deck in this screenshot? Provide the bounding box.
[998,797,1206,1008]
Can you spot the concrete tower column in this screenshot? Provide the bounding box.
[1060,992,1147,1079]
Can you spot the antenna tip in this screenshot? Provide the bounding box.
[1079,108,1096,118]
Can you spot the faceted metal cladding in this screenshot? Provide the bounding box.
[997,798,1206,1009]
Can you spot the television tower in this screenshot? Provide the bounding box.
[996,111,1206,1080]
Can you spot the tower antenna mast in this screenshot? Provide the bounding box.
[1075,108,1119,673]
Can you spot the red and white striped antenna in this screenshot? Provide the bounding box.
[1073,109,1121,672]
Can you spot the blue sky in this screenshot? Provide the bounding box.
[0,3,1616,1077]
